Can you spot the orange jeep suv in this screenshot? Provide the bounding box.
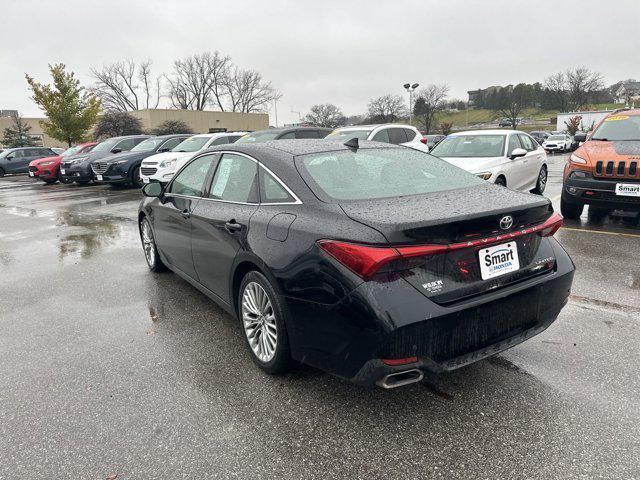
[561,109,640,219]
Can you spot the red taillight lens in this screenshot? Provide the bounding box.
[538,212,563,237]
[420,137,427,144]
[317,240,400,279]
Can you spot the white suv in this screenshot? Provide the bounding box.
[140,132,247,183]
[326,124,429,152]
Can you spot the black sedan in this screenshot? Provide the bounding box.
[138,139,574,388]
[60,135,149,184]
[91,134,190,187]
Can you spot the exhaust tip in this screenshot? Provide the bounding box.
[376,369,424,389]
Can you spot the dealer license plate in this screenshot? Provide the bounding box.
[479,242,520,280]
[616,183,640,197]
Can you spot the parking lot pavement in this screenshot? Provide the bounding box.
[1,175,638,479]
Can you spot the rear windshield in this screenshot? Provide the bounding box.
[296,148,483,201]
[548,135,565,140]
[591,115,640,141]
[429,134,506,158]
[172,136,210,152]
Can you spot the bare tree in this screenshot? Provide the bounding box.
[413,84,449,133]
[492,84,529,130]
[166,51,231,111]
[566,67,604,111]
[91,60,161,111]
[544,67,604,112]
[366,94,407,123]
[225,68,281,113]
[303,104,346,128]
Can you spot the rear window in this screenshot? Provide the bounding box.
[235,131,281,143]
[430,134,506,158]
[296,148,483,202]
[326,129,372,141]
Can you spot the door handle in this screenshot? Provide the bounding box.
[225,220,242,233]
[181,209,191,219]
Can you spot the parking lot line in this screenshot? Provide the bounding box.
[561,226,640,239]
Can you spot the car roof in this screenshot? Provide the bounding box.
[449,129,516,136]
[189,132,248,139]
[209,139,402,157]
[337,124,417,131]
[248,127,333,135]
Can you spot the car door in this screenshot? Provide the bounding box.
[190,152,260,303]
[370,128,391,144]
[505,133,527,190]
[517,133,543,189]
[153,154,216,280]
[388,128,409,146]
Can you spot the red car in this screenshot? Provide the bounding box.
[28,142,97,184]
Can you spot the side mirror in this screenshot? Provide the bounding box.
[158,148,169,153]
[142,182,163,197]
[574,132,587,142]
[111,148,122,154]
[6,154,13,160]
[509,148,527,160]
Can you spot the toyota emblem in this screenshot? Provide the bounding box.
[499,215,514,230]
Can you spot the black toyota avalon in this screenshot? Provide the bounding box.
[138,139,574,388]
[91,134,190,187]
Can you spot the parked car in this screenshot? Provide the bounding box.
[530,131,550,145]
[429,130,548,194]
[91,135,190,188]
[498,118,522,127]
[138,139,573,388]
[140,132,247,184]
[60,135,149,185]
[542,134,572,153]
[28,142,97,184]
[561,109,640,220]
[424,134,446,150]
[326,124,429,152]
[0,147,59,176]
[235,127,333,144]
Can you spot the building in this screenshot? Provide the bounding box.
[614,81,640,105]
[130,109,269,134]
[467,86,507,108]
[0,115,67,148]
[1,109,270,148]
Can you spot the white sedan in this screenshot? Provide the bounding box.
[140,132,247,184]
[542,134,572,152]
[428,129,548,194]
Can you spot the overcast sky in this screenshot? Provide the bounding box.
[2,0,638,125]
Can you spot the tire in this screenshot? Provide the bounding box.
[531,165,547,195]
[238,271,292,374]
[588,206,608,221]
[0,167,5,177]
[495,176,506,187]
[58,170,73,184]
[140,217,167,272]
[560,196,584,219]
[130,165,143,188]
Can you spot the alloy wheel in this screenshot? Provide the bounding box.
[538,167,547,191]
[141,220,156,268]
[241,282,278,363]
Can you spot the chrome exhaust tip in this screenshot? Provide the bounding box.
[376,369,424,389]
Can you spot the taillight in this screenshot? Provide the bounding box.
[538,212,563,237]
[316,241,400,279]
[420,137,427,144]
[318,213,564,279]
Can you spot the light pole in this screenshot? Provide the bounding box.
[404,82,419,126]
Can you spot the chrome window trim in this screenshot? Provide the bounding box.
[166,150,302,206]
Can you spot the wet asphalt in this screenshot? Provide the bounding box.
[0,155,639,479]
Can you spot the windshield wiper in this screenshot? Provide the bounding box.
[591,138,608,141]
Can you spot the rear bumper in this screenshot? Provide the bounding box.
[563,175,640,210]
[285,239,575,387]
